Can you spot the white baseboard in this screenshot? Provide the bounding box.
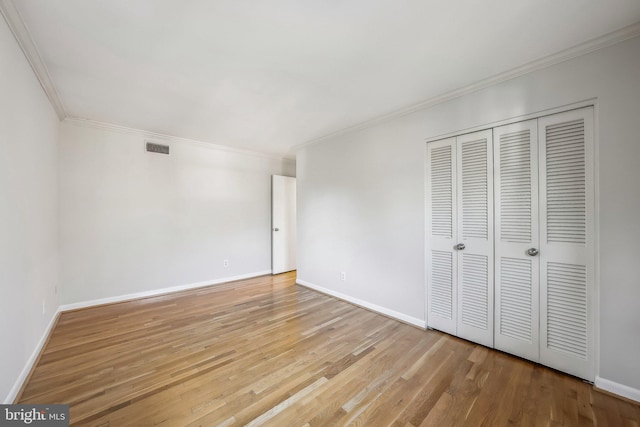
[595,376,640,403]
[4,310,60,404]
[296,279,426,329]
[4,270,271,403]
[59,271,272,312]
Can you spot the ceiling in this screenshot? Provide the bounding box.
[6,1,640,158]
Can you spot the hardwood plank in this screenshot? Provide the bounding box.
[17,272,640,426]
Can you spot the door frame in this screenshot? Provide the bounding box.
[271,175,297,275]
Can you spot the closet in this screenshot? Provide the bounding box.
[426,106,595,380]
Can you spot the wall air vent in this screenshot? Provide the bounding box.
[146,141,170,155]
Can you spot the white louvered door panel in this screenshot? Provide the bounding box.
[455,130,494,347]
[539,107,595,381]
[494,120,540,361]
[426,138,457,335]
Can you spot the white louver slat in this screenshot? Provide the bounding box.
[499,257,533,341]
[430,146,454,238]
[545,119,586,244]
[431,251,454,320]
[461,254,489,330]
[546,263,587,358]
[499,130,532,243]
[461,139,489,240]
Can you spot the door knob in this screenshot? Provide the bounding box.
[454,243,465,250]
[273,228,279,232]
[526,248,539,256]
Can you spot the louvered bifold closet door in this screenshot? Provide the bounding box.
[539,107,595,381]
[426,138,457,335]
[455,130,494,347]
[494,120,540,361]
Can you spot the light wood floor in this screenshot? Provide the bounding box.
[18,272,640,426]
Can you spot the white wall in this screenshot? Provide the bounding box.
[297,36,640,393]
[59,121,294,304]
[0,17,60,401]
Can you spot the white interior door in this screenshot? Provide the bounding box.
[456,130,494,347]
[494,119,540,361]
[272,175,296,274]
[539,107,595,380]
[426,138,457,335]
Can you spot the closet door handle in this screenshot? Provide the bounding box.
[454,243,466,251]
[526,248,539,256]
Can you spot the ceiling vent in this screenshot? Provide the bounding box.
[146,141,170,155]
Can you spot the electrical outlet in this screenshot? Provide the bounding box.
[223,259,229,267]
[340,272,346,281]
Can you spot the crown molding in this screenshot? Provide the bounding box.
[64,117,292,161]
[0,0,66,120]
[294,21,640,152]
[2,0,638,155]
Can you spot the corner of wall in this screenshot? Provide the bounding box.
[3,310,61,404]
[595,377,640,403]
[296,279,426,329]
